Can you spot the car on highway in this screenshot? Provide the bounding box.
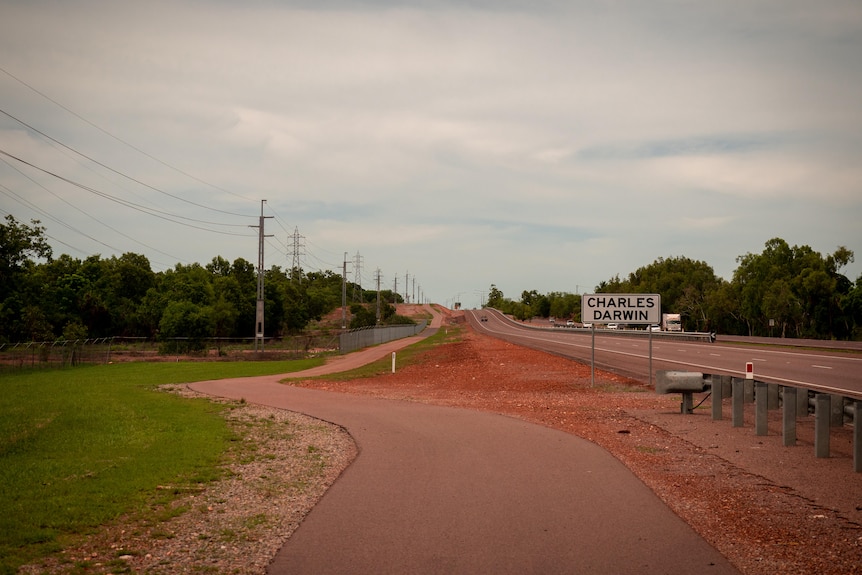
[582,322,593,328]
[648,324,661,332]
[566,320,575,326]
[606,323,618,330]
[480,316,488,322]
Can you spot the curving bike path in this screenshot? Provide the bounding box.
[190,306,739,574]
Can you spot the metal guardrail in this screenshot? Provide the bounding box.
[656,370,862,473]
[549,324,716,342]
[498,313,717,343]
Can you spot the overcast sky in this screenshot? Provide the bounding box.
[2,0,860,308]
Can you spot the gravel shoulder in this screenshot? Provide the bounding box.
[21,311,862,575]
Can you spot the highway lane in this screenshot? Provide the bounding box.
[468,309,862,398]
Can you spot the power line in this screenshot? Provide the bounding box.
[0,65,257,204]
[0,107,256,219]
[0,161,180,266]
[0,148,256,237]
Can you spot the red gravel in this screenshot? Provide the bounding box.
[297,309,862,575]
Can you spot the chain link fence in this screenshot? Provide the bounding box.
[339,321,428,354]
[0,333,341,374]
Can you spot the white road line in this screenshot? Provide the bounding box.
[811,365,833,370]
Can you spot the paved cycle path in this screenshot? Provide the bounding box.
[190,308,739,574]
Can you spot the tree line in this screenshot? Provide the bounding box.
[3,214,859,343]
[487,238,861,340]
[0,215,410,348]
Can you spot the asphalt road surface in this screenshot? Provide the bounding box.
[192,376,739,574]
[469,309,862,398]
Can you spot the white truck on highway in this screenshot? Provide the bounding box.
[662,313,682,332]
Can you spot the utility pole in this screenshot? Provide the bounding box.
[342,252,348,329]
[375,268,382,324]
[404,271,409,304]
[412,276,416,305]
[249,200,273,352]
[473,290,485,308]
[393,274,398,305]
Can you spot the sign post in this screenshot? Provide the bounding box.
[581,294,661,386]
[591,325,595,387]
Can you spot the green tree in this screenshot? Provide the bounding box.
[487,284,505,309]
[158,300,213,353]
[732,238,854,338]
[511,301,532,321]
[0,215,52,302]
[845,275,862,339]
[548,292,581,321]
[0,216,53,341]
[349,304,377,329]
[598,257,722,331]
[105,253,156,336]
[161,263,214,306]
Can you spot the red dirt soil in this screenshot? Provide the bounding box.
[294,308,862,575]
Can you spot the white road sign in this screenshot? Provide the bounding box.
[581,293,661,324]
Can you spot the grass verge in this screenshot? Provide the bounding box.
[0,358,323,575]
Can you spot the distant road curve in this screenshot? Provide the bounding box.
[468,309,862,398]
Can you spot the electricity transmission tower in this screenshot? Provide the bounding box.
[352,251,363,302]
[289,227,305,283]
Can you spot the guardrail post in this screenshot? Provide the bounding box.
[755,381,769,436]
[680,392,694,415]
[744,380,755,403]
[782,387,797,446]
[797,389,811,417]
[711,375,724,421]
[732,377,744,428]
[815,393,831,458]
[853,401,861,473]
[768,383,779,410]
[831,395,845,427]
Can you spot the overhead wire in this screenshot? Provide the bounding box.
[0,107,256,219]
[0,180,120,253]
[0,68,355,277]
[0,203,88,257]
[0,201,80,254]
[0,149,257,238]
[0,160,182,266]
[0,65,257,204]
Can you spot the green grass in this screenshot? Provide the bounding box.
[0,358,323,574]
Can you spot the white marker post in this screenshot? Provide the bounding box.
[392,352,396,374]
